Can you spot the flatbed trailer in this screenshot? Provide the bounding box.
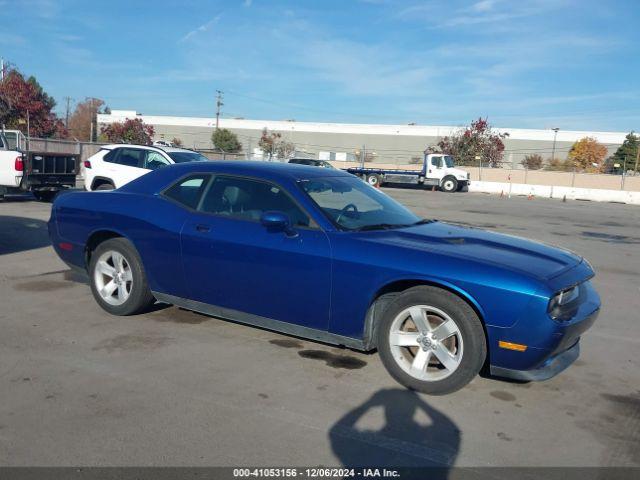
[345,153,470,192]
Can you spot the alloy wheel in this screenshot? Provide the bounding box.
[388,305,464,381]
[93,250,133,306]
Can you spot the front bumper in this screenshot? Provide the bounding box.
[490,339,580,381]
[486,277,600,380]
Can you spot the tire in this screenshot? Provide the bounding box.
[33,190,57,202]
[95,183,115,191]
[366,174,382,187]
[377,286,486,395]
[89,238,155,315]
[441,177,458,193]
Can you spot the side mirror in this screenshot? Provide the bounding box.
[260,211,297,237]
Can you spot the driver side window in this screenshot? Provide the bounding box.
[145,151,171,170]
[431,156,442,168]
[199,176,311,227]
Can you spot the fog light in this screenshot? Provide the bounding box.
[499,341,527,352]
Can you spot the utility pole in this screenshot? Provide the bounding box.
[215,90,223,130]
[551,127,560,161]
[63,96,72,129]
[0,58,4,81]
[634,139,640,174]
[360,145,366,169]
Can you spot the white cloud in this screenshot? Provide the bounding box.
[0,33,26,46]
[243,0,253,6]
[471,0,497,13]
[179,14,222,43]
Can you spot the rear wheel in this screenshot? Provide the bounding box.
[366,174,382,187]
[377,286,486,395]
[89,238,155,315]
[33,190,57,202]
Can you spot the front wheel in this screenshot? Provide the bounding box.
[377,286,486,395]
[441,177,458,193]
[89,238,155,315]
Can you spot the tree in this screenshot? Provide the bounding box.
[100,118,154,145]
[437,118,508,167]
[258,128,294,160]
[211,128,242,153]
[171,137,183,147]
[521,153,543,170]
[545,157,572,171]
[67,97,106,141]
[0,67,67,138]
[608,132,638,173]
[567,136,608,173]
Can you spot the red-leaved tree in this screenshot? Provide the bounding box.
[0,68,67,138]
[437,118,508,167]
[100,118,155,145]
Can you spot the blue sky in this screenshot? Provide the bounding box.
[2,0,639,131]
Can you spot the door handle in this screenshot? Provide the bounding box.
[195,224,211,233]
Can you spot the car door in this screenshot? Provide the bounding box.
[110,147,150,187]
[428,155,445,181]
[180,174,332,331]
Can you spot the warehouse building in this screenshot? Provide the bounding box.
[97,110,629,168]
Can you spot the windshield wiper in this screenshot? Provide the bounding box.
[353,219,436,231]
[411,218,436,225]
[353,223,404,231]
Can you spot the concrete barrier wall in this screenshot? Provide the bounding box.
[469,181,640,205]
[331,162,640,192]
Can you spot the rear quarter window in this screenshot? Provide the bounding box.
[162,174,210,210]
[103,149,118,163]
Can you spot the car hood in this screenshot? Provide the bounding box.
[362,221,583,281]
[446,168,469,179]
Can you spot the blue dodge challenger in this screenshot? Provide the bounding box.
[48,161,600,394]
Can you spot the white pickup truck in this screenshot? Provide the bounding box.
[0,131,24,199]
[0,131,77,201]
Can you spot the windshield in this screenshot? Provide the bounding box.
[300,176,421,231]
[167,151,209,163]
[444,155,455,168]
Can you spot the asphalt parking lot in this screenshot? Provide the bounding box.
[1,189,639,468]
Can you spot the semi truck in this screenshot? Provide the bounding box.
[346,153,470,192]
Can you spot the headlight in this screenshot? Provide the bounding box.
[548,284,581,321]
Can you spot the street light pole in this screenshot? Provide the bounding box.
[551,127,560,161]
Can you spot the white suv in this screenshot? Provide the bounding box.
[84,144,209,191]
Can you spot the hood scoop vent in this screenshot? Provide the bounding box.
[444,237,466,245]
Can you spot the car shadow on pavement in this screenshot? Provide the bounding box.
[329,388,459,475]
[0,215,50,255]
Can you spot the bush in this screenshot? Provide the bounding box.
[212,128,242,153]
[100,118,154,145]
[545,157,573,172]
[521,154,543,170]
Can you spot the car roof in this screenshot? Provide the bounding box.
[102,144,197,154]
[119,160,354,194]
[176,160,350,179]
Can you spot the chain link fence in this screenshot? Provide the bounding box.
[21,137,640,192]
